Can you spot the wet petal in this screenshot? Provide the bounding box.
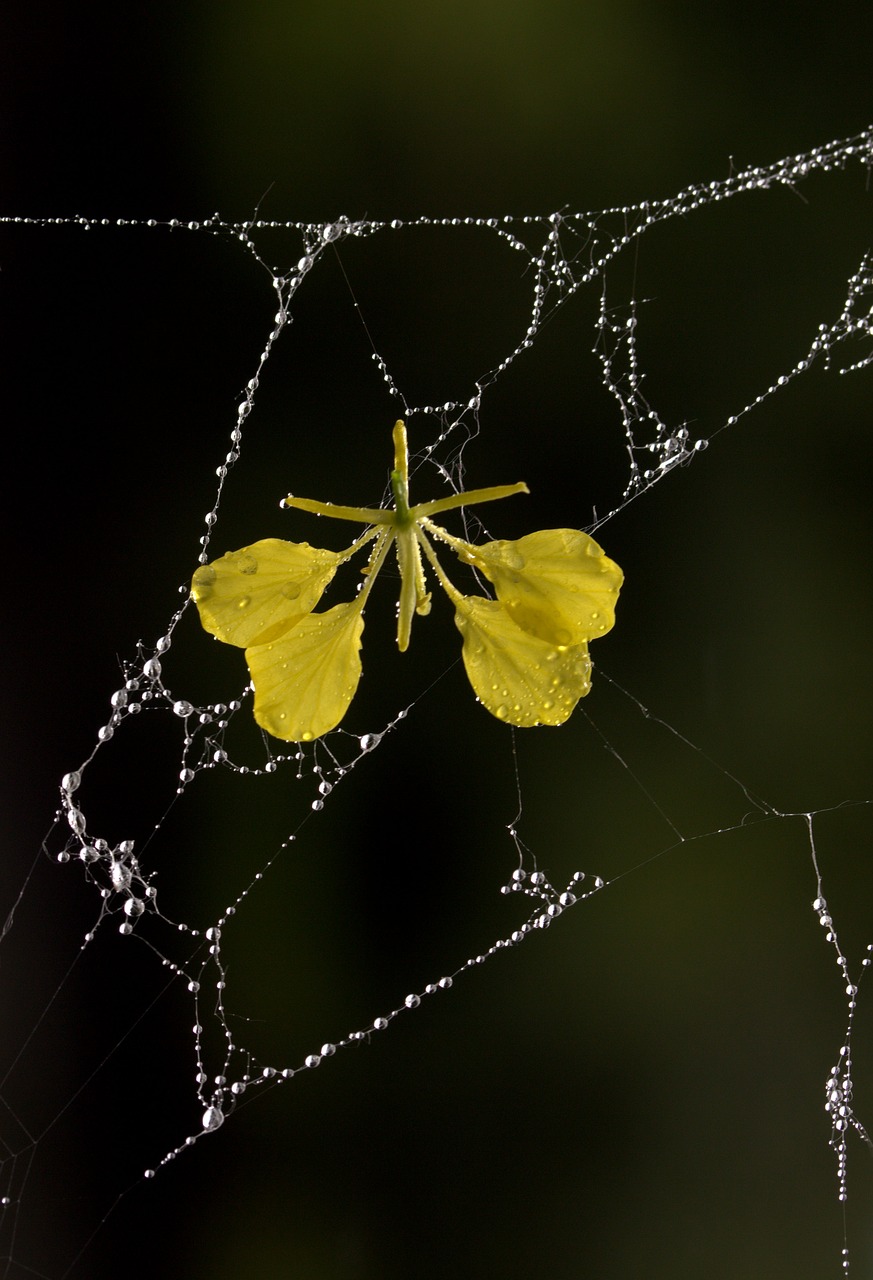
[191,538,342,648]
[459,528,623,646]
[453,595,592,727]
[246,601,365,741]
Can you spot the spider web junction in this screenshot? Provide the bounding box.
[1,125,873,1278]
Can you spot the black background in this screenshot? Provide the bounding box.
[1,3,873,1278]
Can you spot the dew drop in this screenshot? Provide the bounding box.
[67,808,86,833]
[234,552,258,575]
[202,1105,224,1132]
[111,861,132,890]
[192,565,216,594]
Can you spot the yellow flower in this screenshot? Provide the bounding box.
[191,421,623,741]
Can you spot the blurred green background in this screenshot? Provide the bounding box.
[1,2,872,1278]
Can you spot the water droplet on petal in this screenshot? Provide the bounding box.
[234,552,258,575]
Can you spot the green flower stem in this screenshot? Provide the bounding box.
[411,482,528,520]
[281,495,395,524]
[415,525,464,607]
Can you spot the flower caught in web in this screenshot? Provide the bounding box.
[191,421,623,740]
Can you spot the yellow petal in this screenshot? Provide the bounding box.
[453,595,592,727]
[246,601,365,741]
[191,538,342,648]
[460,528,623,646]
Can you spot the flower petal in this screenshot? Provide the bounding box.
[191,538,343,648]
[245,601,365,741]
[453,595,592,727]
[459,528,623,646]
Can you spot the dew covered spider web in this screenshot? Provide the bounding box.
[1,125,873,1279]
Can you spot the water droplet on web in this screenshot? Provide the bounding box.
[67,808,86,833]
[202,1105,224,1132]
[111,861,132,890]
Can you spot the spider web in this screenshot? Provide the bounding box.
[1,125,873,1279]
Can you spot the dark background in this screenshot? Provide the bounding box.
[1,3,872,1278]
